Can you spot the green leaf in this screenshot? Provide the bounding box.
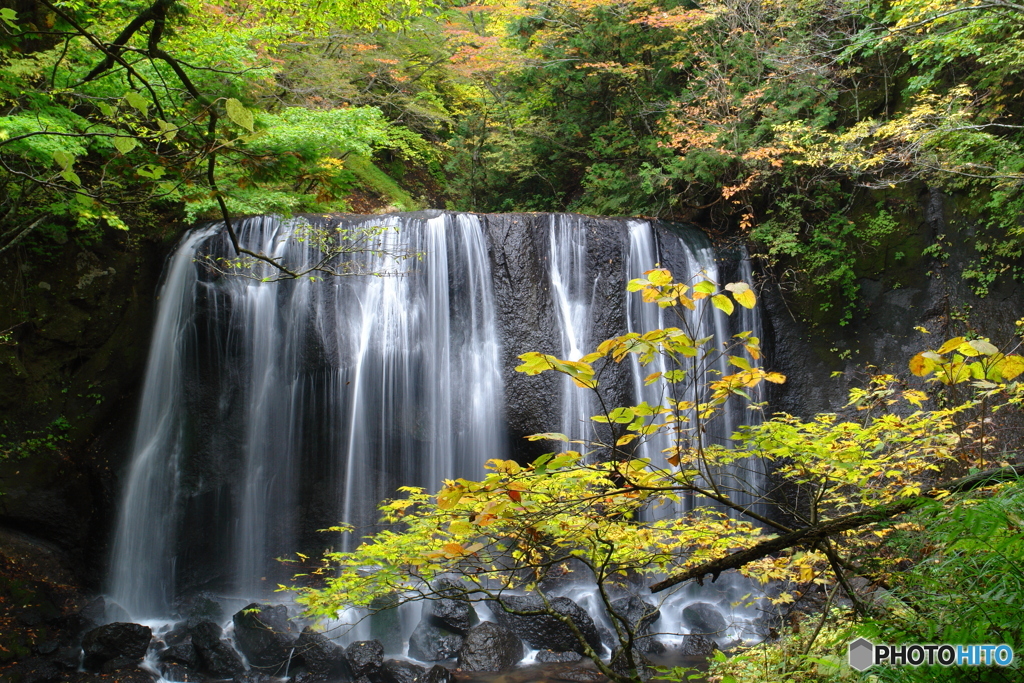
[61,170,81,186]
[693,280,716,296]
[0,7,16,28]
[113,136,137,154]
[124,91,149,115]
[52,150,73,170]
[225,98,255,132]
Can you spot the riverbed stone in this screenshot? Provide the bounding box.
[383,658,426,683]
[424,579,478,635]
[345,639,384,678]
[232,603,296,672]
[681,602,727,637]
[490,595,603,655]
[408,620,462,661]
[536,649,583,663]
[456,622,524,672]
[421,665,455,683]
[189,620,245,678]
[81,622,151,671]
[678,633,718,657]
[295,627,348,677]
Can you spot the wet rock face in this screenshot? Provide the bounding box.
[408,621,463,662]
[384,658,426,683]
[232,603,296,673]
[295,627,348,678]
[678,633,719,657]
[608,596,662,654]
[424,579,478,635]
[422,664,455,683]
[610,647,655,682]
[81,622,151,671]
[482,214,634,464]
[188,620,245,679]
[536,649,583,663]
[681,602,727,638]
[344,639,384,678]
[490,595,603,656]
[457,622,524,672]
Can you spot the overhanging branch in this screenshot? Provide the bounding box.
[650,463,1024,593]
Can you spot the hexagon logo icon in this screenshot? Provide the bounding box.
[849,637,875,671]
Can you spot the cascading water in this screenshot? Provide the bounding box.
[107,211,768,651]
[547,215,596,445]
[108,213,505,619]
[623,219,768,642]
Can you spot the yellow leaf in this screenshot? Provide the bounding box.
[908,352,934,377]
[646,268,673,286]
[443,542,465,556]
[725,282,757,308]
[937,336,966,354]
[998,355,1024,380]
[712,294,734,315]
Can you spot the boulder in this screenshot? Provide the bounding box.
[295,627,348,678]
[608,597,662,654]
[553,669,606,683]
[407,620,463,661]
[233,672,276,683]
[424,579,478,635]
[456,622,523,672]
[678,633,718,657]
[290,674,329,683]
[158,637,200,669]
[232,603,296,672]
[681,602,727,637]
[189,620,245,678]
[490,595,602,655]
[610,647,654,682]
[81,622,151,671]
[608,597,660,634]
[535,649,582,663]
[344,639,384,678]
[383,658,426,683]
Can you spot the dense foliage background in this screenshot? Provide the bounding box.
[1,2,1023,682]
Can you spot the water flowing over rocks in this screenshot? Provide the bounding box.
[189,620,246,678]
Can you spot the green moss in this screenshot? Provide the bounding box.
[345,155,422,212]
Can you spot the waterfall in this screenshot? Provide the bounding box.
[547,215,595,445]
[625,220,765,517]
[107,212,765,629]
[108,213,505,618]
[107,225,220,619]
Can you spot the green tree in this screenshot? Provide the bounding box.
[290,269,1016,681]
[0,0,435,275]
